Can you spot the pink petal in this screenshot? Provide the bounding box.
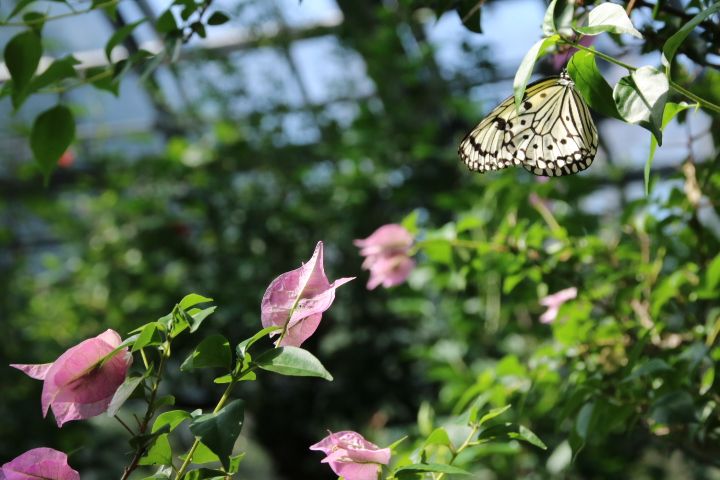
[1,448,79,480]
[354,224,413,257]
[328,460,382,480]
[278,313,322,348]
[36,329,131,426]
[310,431,342,455]
[261,242,354,347]
[540,306,559,324]
[539,287,578,308]
[365,255,415,290]
[10,363,53,380]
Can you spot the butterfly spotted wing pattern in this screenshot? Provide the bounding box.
[458,71,598,177]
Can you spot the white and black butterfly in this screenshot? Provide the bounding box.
[458,70,598,177]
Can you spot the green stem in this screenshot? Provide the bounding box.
[568,41,637,71]
[174,380,238,480]
[565,41,720,115]
[435,425,479,480]
[0,0,120,26]
[120,344,171,480]
[669,80,720,114]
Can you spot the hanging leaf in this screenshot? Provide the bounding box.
[189,399,245,470]
[661,2,720,75]
[542,0,574,37]
[30,105,76,183]
[254,346,333,380]
[574,3,643,38]
[613,66,669,144]
[567,49,621,120]
[105,19,145,61]
[514,35,560,111]
[4,31,42,96]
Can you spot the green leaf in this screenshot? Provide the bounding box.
[475,404,511,426]
[650,391,695,425]
[401,209,421,235]
[138,434,172,466]
[704,254,720,292]
[207,11,231,25]
[644,102,689,195]
[254,346,333,381]
[105,19,145,61]
[142,465,173,479]
[107,375,144,416]
[456,1,483,33]
[509,425,547,450]
[575,402,594,439]
[183,442,220,465]
[661,2,720,75]
[152,410,191,433]
[9,0,39,20]
[542,0,573,37]
[613,66,669,144]
[228,453,246,474]
[85,66,120,96]
[395,463,471,475]
[29,55,79,92]
[4,30,42,94]
[22,11,46,33]
[422,427,452,449]
[180,334,231,371]
[623,358,673,381]
[700,366,715,395]
[567,49,621,120]
[133,322,162,352]
[156,9,178,34]
[189,307,216,333]
[236,326,281,358]
[179,293,213,310]
[30,104,75,183]
[189,399,245,470]
[183,468,227,480]
[514,35,560,111]
[574,3,642,38]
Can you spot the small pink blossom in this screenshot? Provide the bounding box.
[261,242,354,347]
[539,287,578,323]
[0,447,79,480]
[11,329,132,427]
[354,224,415,290]
[310,431,391,480]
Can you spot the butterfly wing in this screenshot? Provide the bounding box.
[458,76,598,177]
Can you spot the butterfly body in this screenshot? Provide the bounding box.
[459,71,598,177]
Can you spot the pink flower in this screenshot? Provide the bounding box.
[0,447,79,480]
[11,330,132,427]
[539,287,578,323]
[354,224,415,290]
[310,431,391,480]
[261,242,354,347]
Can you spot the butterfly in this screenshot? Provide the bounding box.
[458,70,598,177]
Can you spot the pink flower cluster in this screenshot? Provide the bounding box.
[355,224,415,290]
[0,448,79,480]
[12,329,132,427]
[539,287,578,323]
[311,431,391,480]
[6,330,131,476]
[261,241,354,347]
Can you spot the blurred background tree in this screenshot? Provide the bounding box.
[1,0,719,478]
